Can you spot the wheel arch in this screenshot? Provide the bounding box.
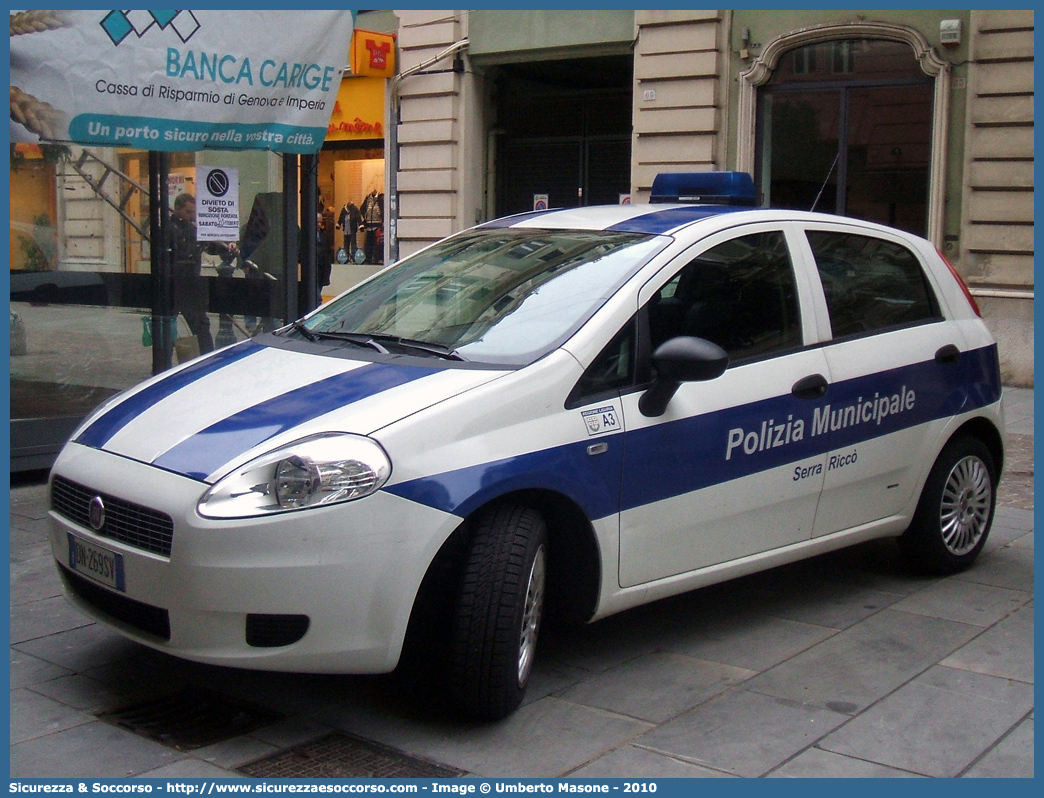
[952,416,1004,476]
[399,488,602,670]
[507,488,603,626]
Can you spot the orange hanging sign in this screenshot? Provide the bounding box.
[350,29,396,78]
[326,76,385,141]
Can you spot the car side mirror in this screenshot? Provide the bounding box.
[638,336,729,417]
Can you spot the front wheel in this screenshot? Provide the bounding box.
[450,504,547,721]
[899,435,997,574]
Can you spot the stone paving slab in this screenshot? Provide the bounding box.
[10,554,65,606]
[10,647,72,690]
[744,609,981,713]
[568,745,736,778]
[743,579,906,630]
[663,611,837,673]
[191,735,282,771]
[767,747,924,778]
[1002,387,1034,436]
[556,650,755,724]
[10,521,53,563]
[963,717,1035,778]
[818,665,1034,777]
[10,594,94,645]
[940,602,1034,684]
[10,720,186,778]
[25,671,161,714]
[636,689,849,778]
[10,687,94,746]
[241,717,335,751]
[9,483,51,519]
[136,759,243,779]
[889,578,1030,627]
[998,432,1034,510]
[955,545,1034,592]
[1010,531,1033,549]
[319,695,655,778]
[13,621,142,672]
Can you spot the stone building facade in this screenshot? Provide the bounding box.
[388,9,1033,385]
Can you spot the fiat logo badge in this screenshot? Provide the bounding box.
[88,496,106,531]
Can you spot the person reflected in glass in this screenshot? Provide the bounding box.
[169,192,238,355]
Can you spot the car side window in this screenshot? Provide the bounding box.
[646,230,802,364]
[567,319,638,407]
[806,230,939,339]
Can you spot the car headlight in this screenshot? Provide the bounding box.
[198,433,392,519]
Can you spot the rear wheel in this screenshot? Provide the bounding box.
[900,435,996,574]
[450,504,547,720]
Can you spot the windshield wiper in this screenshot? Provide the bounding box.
[286,324,466,361]
[309,330,389,353]
[366,334,468,361]
[287,320,318,342]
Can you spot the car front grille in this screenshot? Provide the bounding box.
[58,563,171,640]
[51,476,175,558]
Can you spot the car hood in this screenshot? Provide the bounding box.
[72,339,506,482]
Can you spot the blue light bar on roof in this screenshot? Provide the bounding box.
[650,171,757,206]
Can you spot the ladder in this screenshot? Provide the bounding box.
[66,148,150,241]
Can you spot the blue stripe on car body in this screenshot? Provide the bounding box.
[151,362,436,481]
[385,437,626,523]
[384,344,1001,520]
[619,344,1001,512]
[75,341,263,449]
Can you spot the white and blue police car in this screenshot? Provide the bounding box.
[48,172,1005,720]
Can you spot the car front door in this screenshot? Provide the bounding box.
[616,225,831,588]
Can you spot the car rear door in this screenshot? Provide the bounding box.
[795,223,966,537]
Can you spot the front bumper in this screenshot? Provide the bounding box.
[48,442,461,673]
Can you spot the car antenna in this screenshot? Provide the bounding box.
[810,152,840,212]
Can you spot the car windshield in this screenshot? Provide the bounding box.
[302,227,666,366]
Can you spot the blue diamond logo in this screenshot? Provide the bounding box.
[100,10,133,46]
[150,10,178,28]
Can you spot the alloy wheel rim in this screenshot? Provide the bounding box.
[518,545,546,686]
[939,455,992,556]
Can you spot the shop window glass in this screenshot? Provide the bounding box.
[10,144,289,470]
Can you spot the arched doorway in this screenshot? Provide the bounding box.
[756,39,932,235]
[737,23,951,244]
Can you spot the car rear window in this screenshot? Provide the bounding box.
[806,230,939,339]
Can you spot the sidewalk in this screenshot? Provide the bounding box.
[9,389,1033,778]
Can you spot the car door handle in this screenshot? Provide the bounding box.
[792,373,829,400]
[935,344,961,365]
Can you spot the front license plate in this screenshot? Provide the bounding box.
[67,533,125,592]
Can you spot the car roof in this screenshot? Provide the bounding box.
[477,204,923,240]
[478,203,744,235]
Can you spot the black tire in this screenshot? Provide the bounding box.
[449,504,547,721]
[899,434,997,574]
